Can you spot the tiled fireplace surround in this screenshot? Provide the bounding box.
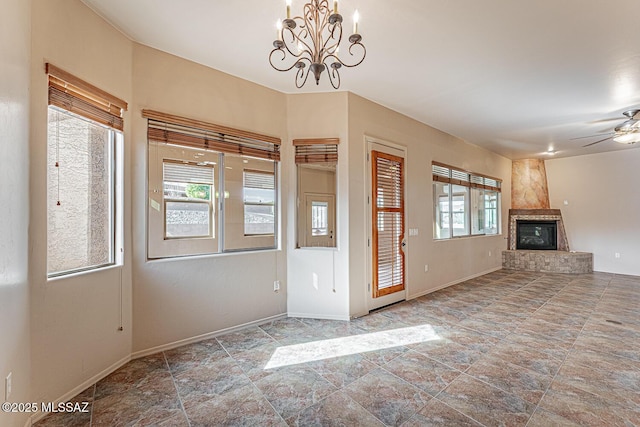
[502,160,593,274]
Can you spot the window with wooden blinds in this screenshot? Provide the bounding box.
[432,161,501,239]
[46,63,128,131]
[144,110,281,161]
[293,138,339,164]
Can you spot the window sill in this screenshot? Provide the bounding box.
[47,262,122,282]
[146,247,281,263]
[434,233,503,242]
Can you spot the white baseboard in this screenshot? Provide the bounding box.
[29,354,131,425]
[287,312,351,321]
[407,266,502,300]
[131,312,288,359]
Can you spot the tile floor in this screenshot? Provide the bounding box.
[36,270,640,426]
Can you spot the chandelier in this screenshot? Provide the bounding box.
[269,0,366,89]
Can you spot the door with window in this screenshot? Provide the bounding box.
[303,193,335,247]
[368,141,406,310]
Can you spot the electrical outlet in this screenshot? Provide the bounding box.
[488,250,492,257]
[273,280,280,292]
[5,372,12,401]
[615,253,621,259]
[424,264,429,272]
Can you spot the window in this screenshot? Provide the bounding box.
[243,170,275,236]
[311,201,329,236]
[163,161,215,238]
[433,162,501,240]
[46,64,126,277]
[294,138,338,248]
[146,110,280,258]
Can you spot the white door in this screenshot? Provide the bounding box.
[303,193,335,247]
[367,140,407,311]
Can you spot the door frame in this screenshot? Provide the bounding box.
[366,136,408,311]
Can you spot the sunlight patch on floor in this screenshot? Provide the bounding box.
[264,324,441,369]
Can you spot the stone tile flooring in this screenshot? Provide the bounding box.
[35,270,640,426]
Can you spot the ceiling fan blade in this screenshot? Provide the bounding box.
[587,117,623,124]
[583,136,612,147]
[570,133,612,140]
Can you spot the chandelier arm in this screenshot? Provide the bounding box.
[283,21,313,60]
[340,43,366,68]
[295,58,312,88]
[321,22,341,57]
[302,2,321,63]
[269,48,304,72]
[325,59,341,89]
[316,3,331,60]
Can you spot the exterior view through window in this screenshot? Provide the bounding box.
[433,163,501,240]
[47,107,119,276]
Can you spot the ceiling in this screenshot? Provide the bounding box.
[81,0,640,160]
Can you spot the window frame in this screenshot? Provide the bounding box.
[47,107,122,277]
[145,111,281,259]
[432,162,501,240]
[162,160,216,240]
[46,63,126,278]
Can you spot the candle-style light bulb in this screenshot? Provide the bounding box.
[333,0,338,14]
[286,0,292,19]
[276,19,283,41]
[353,10,359,34]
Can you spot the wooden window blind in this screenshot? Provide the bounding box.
[143,110,281,161]
[293,138,339,164]
[46,63,128,131]
[432,162,502,192]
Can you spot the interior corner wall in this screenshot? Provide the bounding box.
[0,1,31,426]
[347,93,512,317]
[30,0,133,405]
[131,44,289,353]
[546,148,640,276]
[286,92,350,320]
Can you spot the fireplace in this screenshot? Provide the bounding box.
[507,209,569,251]
[516,220,557,250]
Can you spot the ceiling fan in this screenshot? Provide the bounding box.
[573,109,640,147]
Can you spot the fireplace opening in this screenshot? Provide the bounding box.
[516,220,557,250]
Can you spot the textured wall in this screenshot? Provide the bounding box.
[511,159,550,209]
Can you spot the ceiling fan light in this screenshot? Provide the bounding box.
[613,132,640,144]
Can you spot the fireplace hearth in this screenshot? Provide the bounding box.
[504,208,592,274]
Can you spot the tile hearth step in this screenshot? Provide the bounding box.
[502,250,593,274]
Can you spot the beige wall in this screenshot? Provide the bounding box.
[28,0,640,416]
[131,44,289,353]
[546,149,640,276]
[0,1,31,426]
[347,93,512,316]
[30,0,133,406]
[286,93,350,320]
